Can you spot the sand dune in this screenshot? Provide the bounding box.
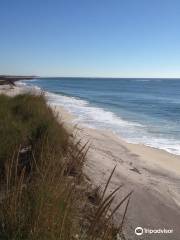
[1,85,180,240]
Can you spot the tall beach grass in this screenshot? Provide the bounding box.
[0,93,131,240]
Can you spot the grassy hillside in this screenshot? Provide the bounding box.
[0,93,131,240]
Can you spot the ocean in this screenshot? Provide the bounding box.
[18,78,180,155]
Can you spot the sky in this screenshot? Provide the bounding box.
[0,0,180,78]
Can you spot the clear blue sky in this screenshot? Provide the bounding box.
[0,0,180,77]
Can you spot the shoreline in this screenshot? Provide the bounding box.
[13,81,180,157]
[1,85,180,239]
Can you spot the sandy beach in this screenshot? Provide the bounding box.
[1,85,180,240]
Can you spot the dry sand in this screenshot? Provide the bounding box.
[1,85,180,240]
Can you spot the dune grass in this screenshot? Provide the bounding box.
[0,93,131,240]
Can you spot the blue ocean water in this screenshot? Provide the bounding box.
[19,78,180,155]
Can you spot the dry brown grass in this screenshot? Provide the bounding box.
[0,94,131,240]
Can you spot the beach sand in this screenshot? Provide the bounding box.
[1,85,180,240]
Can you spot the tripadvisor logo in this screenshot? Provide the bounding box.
[135,227,173,236]
[135,227,143,236]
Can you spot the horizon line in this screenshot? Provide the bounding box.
[38,76,180,79]
[1,73,180,79]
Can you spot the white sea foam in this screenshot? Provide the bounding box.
[46,91,142,127]
[46,91,180,155]
[15,81,180,156]
[16,81,41,91]
[16,81,27,86]
[125,136,180,155]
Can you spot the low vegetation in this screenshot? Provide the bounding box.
[0,93,131,240]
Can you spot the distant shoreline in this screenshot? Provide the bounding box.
[0,75,37,86]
